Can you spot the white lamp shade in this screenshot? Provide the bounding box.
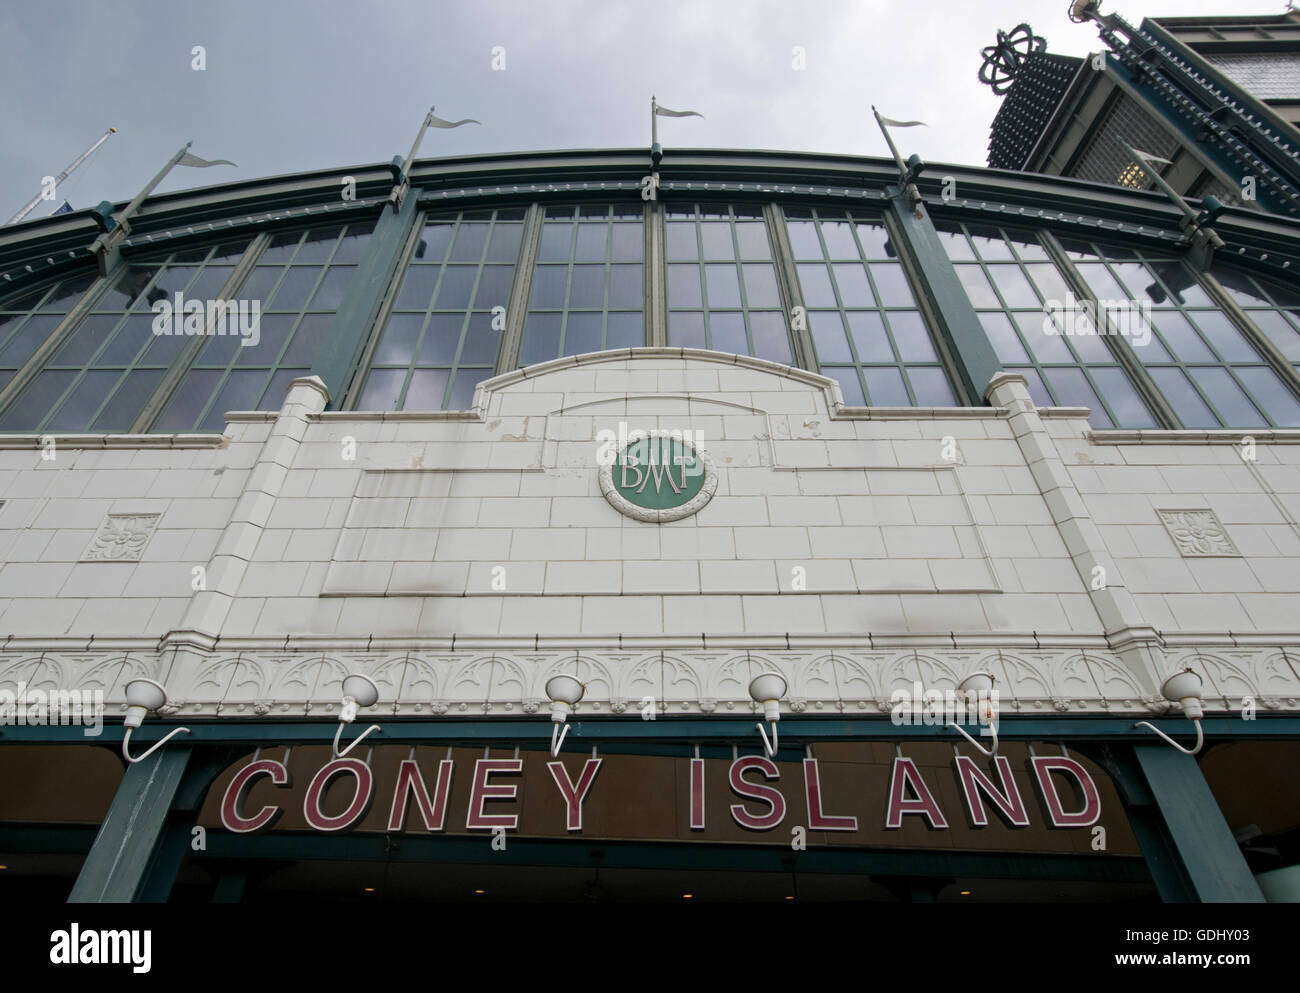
[342,674,379,708]
[748,672,787,705]
[957,672,996,695]
[124,678,168,712]
[545,674,586,707]
[1160,669,1203,705]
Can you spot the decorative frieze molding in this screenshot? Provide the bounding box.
[3,645,1296,720]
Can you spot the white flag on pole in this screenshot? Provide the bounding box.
[177,151,237,168]
[428,113,480,129]
[654,105,704,119]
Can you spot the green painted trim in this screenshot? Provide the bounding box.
[887,193,1002,402]
[1133,744,1266,903]
[7,715,1298,747]
[309,193,419,406]
[67,745,191,903]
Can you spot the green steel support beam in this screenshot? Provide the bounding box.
[1133,744,1265,903]
[5,715,1299,747]
[308,192,419,406]
[67,745,191,903]
[886,190,1003,402]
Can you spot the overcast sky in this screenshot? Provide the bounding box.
[0,0,1285,221]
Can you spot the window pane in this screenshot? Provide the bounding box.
[889,312,938,363]
[420,314,464,365]
[199,369,267,431]
[486,223,524,263]
[519,313,562,366]
[473,265,515,310]
[832,264,874,307]
[268,267,321,311]
[705,265,741,309]
[741,264,780,309]
[700,222,734,260]
[537,225,573,262]
[357,369,406,411]
[786,220,823,259]
[462,311,501,366]
[748,312,791,364]
[796,264,836,307]
[1149,367,1217,427]
[710,313,748,354]
[820,220,859,259]
[433,266,477,310]
[608,265,642,309]
[563,313,603,356]
[906,367,956,406]
[846,312,894,363]
[1091,367,1157,428]
[529,267,568,309]
[668,265,702,308]
[568,266,605,309]
[610,223,644,262]
[1189,367,1266,427]
[46,369,121,430]
[978,313,1030,364]
[666,223,698,260]
[450,223,490,262]
[987,265,1040,308]
[1042,367,1108,425]
[810,312,851,362]
[374,314,425,365]
[734,222,770,259]
[405,368,450,409]
[92,368,165,431]
[668,312,705,349]
[863,366,909,405]
[606,312,644,349]
[823,366,865,405]
[574,223,608,262]
[1234,367,1300,426]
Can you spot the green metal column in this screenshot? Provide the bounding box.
[68,746,192,903]
[1133,744,1265,903]
[309,193,420,406]
[885,192,1002,403]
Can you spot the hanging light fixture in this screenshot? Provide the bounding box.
[333,674,382,758]
[545,674,586,757]
[748,672,787,758]
[1135,669,1205,755]
[947,671,999,758]
[120,679,190,764]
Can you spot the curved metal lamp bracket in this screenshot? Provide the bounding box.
[333,721,382,758]
[122,726,191,764]
[1135,718,1204,756]
[947,721,999,758]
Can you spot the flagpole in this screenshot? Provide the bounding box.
[88,141,193,263]
[6,126,117,226]
[1120,141,1197,222]
[871,106,908,180]
[651,95,658,147]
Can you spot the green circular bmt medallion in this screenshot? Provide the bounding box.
[599,431,717,523]
[615,436,704,509]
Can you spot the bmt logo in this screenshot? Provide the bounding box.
[151,291,261,346]
[597,426,718,522]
